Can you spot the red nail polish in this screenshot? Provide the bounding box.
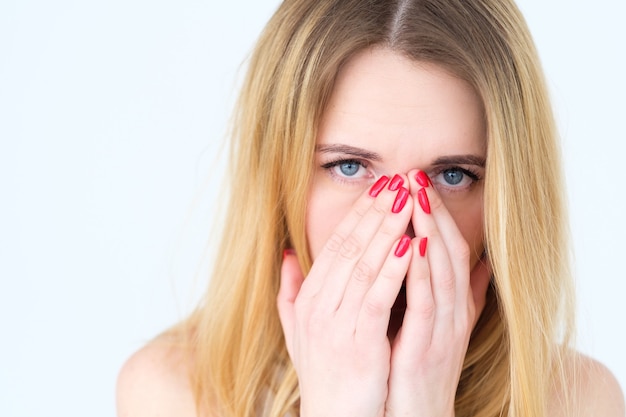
[388,174,404,191]
[369,176,390,197]
[392,187,409,213]
[283,248,296,259]
[419,237,428,257]
[415,170,430,188]
[395,235,411,257]
[417,188,431,214]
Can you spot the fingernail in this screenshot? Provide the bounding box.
[419,237,428,257]
[415,170,430,188]
[392,187,409,213]
[417,188,431,214]
[395,235,412,257]
[369,176,390,197]
[283,248,296,259]
[388,174,404,191]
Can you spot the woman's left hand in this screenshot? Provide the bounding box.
[384,169,491,417]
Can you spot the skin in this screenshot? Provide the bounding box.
[306,49,487,266]
[277,47,492,416]
[115,46,625,417]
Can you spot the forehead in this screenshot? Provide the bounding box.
[317,48,486,166]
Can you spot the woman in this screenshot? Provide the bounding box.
[117,0,624,416]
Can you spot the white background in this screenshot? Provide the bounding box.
[1,1,624,416]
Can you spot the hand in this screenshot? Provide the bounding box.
[384,169,491,417]
[277,174,414,417]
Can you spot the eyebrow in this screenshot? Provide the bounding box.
[317,143,485,167]
[431,155,486,167]
[315,144,383,161]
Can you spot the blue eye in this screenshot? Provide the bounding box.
[320,158,373,184]
[431,167,480,190]
[442,169,464,185]
[339,161,360,176]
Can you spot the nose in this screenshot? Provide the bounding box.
[406,168,427,191]
[401,168,426,239]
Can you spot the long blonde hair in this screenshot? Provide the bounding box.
[181,0,576,416]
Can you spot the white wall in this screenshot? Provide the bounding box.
[0,1,624,416]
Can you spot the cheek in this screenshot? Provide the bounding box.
[446,197,485,265]
[305,184,358,260]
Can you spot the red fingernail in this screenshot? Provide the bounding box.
[283,248,296,259]
[419,237,428,257]
[388,174,404,191]
[392,187,409,213]
[395,235,412,257]
[369,176,390,197]
[417,188,431,214]
[415,170,430,188]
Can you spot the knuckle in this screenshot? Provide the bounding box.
[376,222,398,241]
[352,260,376,285]
[353,203,369,219]
[363,298,386,318]
[435,263,456,294]
[377,268,396,284]
[339,235,363,260]
[418,300,436,321]
[439,274,456,293]
[370,201,388,216]
[325,232,345,254]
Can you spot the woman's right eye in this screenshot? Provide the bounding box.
[321,159,374,183]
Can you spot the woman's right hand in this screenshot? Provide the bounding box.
[277,174,414,417]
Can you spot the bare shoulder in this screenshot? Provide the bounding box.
[551,351,625,417]
[116,333,197,417]
[573,353,625,416]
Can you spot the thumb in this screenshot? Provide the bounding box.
[277,249,304,359]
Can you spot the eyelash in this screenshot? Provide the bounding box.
[320,158,374,185]
[320,159,483,190]
[429,166,482,191]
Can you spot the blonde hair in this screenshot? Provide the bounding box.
[180,0,576,416]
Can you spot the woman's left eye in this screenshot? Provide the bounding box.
[336,161,361,176]
[432,167,479,189]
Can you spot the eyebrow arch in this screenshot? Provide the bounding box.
[315,144,383,162]
[431,154,486,167]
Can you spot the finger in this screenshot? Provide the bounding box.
[298,176,391,300]
[338,180,413,316]
[355,235,413,341]
[408,170,469,313]
[277,250,305,359]
[316,177,409,313]
[394,236,435,352]
[409,186,457,319]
